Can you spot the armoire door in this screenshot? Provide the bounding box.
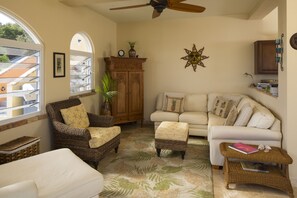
[128,71,143,121]
[111,71,129,123]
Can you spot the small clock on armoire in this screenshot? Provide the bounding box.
[118,50,125,57]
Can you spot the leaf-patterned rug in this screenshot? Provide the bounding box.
[98,125,214,198]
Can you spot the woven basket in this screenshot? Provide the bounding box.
[0,137,40,164]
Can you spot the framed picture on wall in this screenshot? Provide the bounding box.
[53,52,65,78]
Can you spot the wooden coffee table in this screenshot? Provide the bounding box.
[220,142,294,198]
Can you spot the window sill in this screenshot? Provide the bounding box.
[0,114,47,133]
[69,90,96,99]
[249,85,278,98]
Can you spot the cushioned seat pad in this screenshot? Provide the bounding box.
[0,148,103,198]
[88,126,121,148]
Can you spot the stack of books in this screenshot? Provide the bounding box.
[228,142,258,154]
[240,161,269,173]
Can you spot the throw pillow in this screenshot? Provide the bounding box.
[234,103,253,126]
[163,95,184,113]
[60,104,90,128]
[212,96,234,118]
[224,105,238,126]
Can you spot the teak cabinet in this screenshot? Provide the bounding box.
[104,56,147,125]
[254,40,278,74]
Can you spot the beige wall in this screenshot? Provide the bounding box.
[0,0,117,152]
[285,0,297,185]
[118,12,297,185]
[117,16,277,122]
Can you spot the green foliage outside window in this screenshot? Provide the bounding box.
[0,54,9,63]
[0,23,33,42]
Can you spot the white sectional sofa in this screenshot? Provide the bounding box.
[0,148,104,198]
[150,92,282,166]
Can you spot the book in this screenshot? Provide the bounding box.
[228,142,258,154]
[240,161,269,173]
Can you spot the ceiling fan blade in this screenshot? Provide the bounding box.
[110,3,150,10]
[152,9,161,18]
[168,0,186,4]
[168,3,205,13]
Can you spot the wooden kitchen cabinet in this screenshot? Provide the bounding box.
[254,40,278,74]
[104,56,146,125]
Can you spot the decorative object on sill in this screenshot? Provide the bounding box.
[53,52,65,78]
[243,72,255,87]
[118,50,125,57]
[181,44,209,72]
[256,80,278,97]
[128,42,137,58]
[275,33,284,71]
[289,33,297,50]
[95,72,117,116]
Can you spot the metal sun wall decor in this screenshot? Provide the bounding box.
[181,44,209,72]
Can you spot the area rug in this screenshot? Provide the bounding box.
[98,125,214,198]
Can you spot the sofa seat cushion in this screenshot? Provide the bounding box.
[150,110,179,122]
[179,112,208,125]
[88,126,121,148]
[208,112,226,129]
[0,148,104,198]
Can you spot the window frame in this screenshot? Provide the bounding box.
[70,33,94,96]
[0,11,44,125]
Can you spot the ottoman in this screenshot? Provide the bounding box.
[155,121,189,159]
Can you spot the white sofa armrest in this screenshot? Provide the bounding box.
[0,180,38,198]
[208,126,282,141]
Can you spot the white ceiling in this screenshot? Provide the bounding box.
[59,0,276,23]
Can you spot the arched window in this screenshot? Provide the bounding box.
[0,11,43,123]
[70,33,93,95]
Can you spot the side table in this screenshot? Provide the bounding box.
[220,142,294,198]
[0,136,40,164]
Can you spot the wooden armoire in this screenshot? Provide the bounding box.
[104,56,147,125]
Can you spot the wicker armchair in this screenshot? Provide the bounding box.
[46,98,120,167]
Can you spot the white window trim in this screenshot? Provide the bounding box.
[70,41,94,96]
[0,14,44,125]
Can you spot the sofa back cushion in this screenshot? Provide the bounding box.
[156,93,164,110]
[237,97,258,111]
[208,93,245,112]
[183,94,207,112]
[247,105,275,129]
[237,96,276,129]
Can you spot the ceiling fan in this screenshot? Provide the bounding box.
[110,0,206,19]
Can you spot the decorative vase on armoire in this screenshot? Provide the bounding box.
[128,42,136,58]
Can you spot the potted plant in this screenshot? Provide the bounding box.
[96,72,117,115]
